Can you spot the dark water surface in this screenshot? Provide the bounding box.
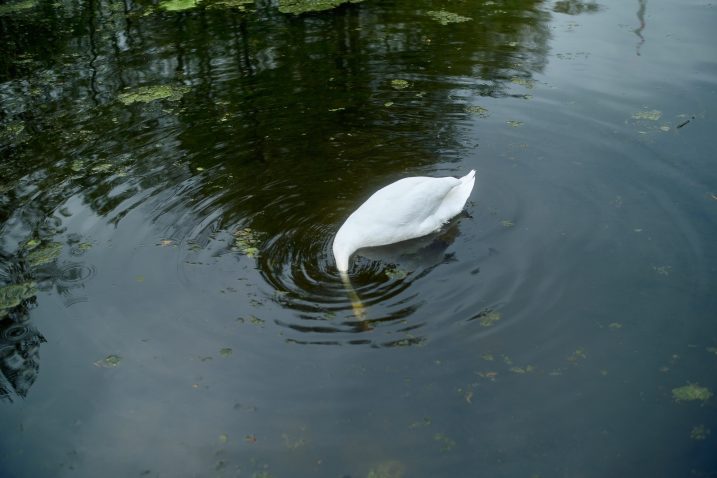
[1,0,716,476]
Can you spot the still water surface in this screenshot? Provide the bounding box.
[1,0,716,476]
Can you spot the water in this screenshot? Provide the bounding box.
[1,0,716,476]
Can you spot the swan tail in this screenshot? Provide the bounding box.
[436,170,476,220]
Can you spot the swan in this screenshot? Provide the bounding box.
[333,170,475,273]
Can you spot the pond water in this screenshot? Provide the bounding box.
[1,0,716,476]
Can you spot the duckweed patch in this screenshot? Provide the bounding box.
[0,282,37,310]
[433,433,456,452]
[690,424,710,440]
[95,354,122,367]
[465,105,490,117]
[385,267,407,280]
[0,0,38,15]
[159,0,200,11]
[672,383,712,402]
[206,0,253,9]
[27,242,62,266]
[390,79,409,90]
[118,84,191,105]
[278,0,365,14]
[472,309,501,327]
[427,10,472,25]
[366,460,405,478]
[233,228,264,258]
[632,109,662,121]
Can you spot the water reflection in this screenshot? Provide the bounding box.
[634,0,647,55]
[0,0,556,344]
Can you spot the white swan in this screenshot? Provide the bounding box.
[333,170,475,273]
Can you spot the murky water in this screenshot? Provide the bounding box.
[1,0,716,476]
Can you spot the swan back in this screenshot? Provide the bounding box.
[333,170,475,272]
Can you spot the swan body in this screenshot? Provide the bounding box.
[333,170,475,272]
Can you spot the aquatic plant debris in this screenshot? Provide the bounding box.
[473,309,501,327]
[94,355,122,368]
[159,0,200,11]
[232,228,263,257]
[206,0,253,9]
[390,79,409,90]
[278,0,365,14]
[672,383,712,402]
[465,105,489,117]
[427,10,472,25]
[118,84,191,105]
[27,242,62,266]
[0,282,37,310]
[0,0,38,14]
[690,424,710,440]
[366,460,406,478]
[385,267,407,280]
[632,109,662,121]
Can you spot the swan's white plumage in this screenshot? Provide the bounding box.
[333,170,475,272]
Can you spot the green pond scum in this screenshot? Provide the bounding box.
[0,0,38,15]
[94,355,122,368]
[690,425,710,440]
[0,282,37,310]
[159,0,200,11]
[26,242,62,267]
[118,85,191,105]
[278,0,365,14]
[426,10,472,25]
[672,383,712,402]
[366,460,405,478]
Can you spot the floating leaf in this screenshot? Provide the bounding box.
[159,0,200,11]
[690,424,710,440]
[672,383,712,402]
[233,228,264,257]
[465,105,489,117]
[95,354,122,368]
[506,120,523,127]
[390,79,409,90]
[26,242,62,266]
[632,109,662,121]
[0,282,37,310]
[118,85,190,105]
[219,347,233,357]
[385,267,407,280]
[433,433,456,452]
[278,0,365,14]
[427,10,472,25]
[0,0,37,15]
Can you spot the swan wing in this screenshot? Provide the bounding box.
[342,174,470,247]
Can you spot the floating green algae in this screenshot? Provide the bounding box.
[385,267,407,280]
[206,0,253,9]
[118,84,191,105]
[278,0,365,14]
[632,109,662,121]
[690,424,710,440]
[0,0,38,15]
[427,10,472,25]
[433,433,456,452]
[506,120,523,127]
[159,0,200,11]
[26,242,62,266]
[390,79,409,90]
[476,310,501,327]
[232,228,263,258]
[219,347,233,357]
[465,105,490,117]
[366,460,405,478]
[0,282,37,310]
[672,383,712,402]
[95,354,122,367]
